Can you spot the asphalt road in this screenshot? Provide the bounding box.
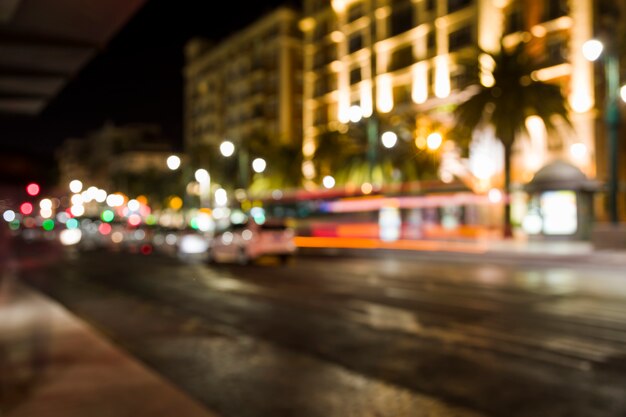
[18,248,626,417]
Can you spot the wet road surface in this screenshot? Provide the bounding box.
[18,249,626,417]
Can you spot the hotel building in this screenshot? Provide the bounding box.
[184,7,303,166]
[299,0,623,219]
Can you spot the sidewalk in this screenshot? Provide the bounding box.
[0,267,218,417]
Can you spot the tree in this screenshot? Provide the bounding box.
[312,112,441,190]
[452,41,572,238]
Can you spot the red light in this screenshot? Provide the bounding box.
[98,223,112,235]
[20,202,33,215]
[128,214,141,226]
[140,244,152,255]
[26,183,40,196]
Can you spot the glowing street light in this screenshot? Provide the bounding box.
[220,140,235,157]
[581,39,603,62]
[381,131,397,149]
[69,179,83,193]
[166,155,181,170]
[426,132,443,151]
[194,168,210,183]
[252,158,266,173]
[583,38,621,223]
[322,175,335,189]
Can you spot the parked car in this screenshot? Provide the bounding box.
[207,219,296,265]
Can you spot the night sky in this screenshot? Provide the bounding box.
[0,0,297,160]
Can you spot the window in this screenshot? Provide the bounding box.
[347,2,364,22]
[350,67,362,85]
[389,44,414,72]
[349,33,363,53]
[425,0,436,13]
[389,3,414,37]
[314,105,328,126]
[427,30,436,55]
[543,0,567,22]
[447,0,472,14]
[313,19,327,41]
[393,84,412,106]
[449,25,473,51]
[450,69,475,91]
[506,7,523,34]
[546,40,567,66]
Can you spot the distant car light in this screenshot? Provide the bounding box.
[60,229,82,246]
[179,234,208,254]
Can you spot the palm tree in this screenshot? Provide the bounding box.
[246,132,303,197]
[312,113,441,190]
[452,41,572,238]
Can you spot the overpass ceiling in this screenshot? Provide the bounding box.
[0,0,146,115]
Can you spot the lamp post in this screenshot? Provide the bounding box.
[582,39,622,224]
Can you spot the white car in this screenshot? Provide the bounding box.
[208,220,296,265]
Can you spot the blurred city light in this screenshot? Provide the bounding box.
[252,158,266,173]
[26,183,40,196]
[488,188,503,203]
[323,175,335,189]
[621,85,626,103]
[59,229,82,246]
[348,105,363,123]
[3,209,16,222]
[127,199,140,211]
[215,188,228,206]
[570,143,587,160]
[220,140,235,157]
[20,202,33,215]
[426,132,443,150]
[39,198,52,210]
[42,219,55,231]
[581,39,603,61]
[69,179,83,193]
[101,210,115,222]
[381,131,397,148]
[195,168,209,182]
[166,155,181,170]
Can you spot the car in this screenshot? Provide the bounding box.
[207,219,296,265]
[176,229,211,262]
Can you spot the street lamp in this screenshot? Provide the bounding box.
[166,155,181,170]
[220,140,235,157]
[252,158,266,174]
[582,39,622,224]
[194,168,210,208]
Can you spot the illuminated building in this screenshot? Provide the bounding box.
[300,0,620,219]
[56,123,183,194]
[183,7,303,160]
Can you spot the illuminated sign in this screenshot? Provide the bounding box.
[540,191,577,235]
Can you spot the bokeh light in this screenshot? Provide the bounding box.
[101,210,115,222]
[26,183,40,196]
[20,202,33,215]
[42,219,55,231]
[3,210,15,222]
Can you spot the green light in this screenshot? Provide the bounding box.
[190,218,199,230]
[101,210,115,223]
[9,220,20,230]
[42,219,55,231]
[66,218,79,229]
[145,214,156,225]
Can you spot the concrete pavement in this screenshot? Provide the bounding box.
[1,231,624,417]
[0,265,219,417]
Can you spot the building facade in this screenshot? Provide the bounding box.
[184,7,303,165]
[299,0,608,203]
[56,122,183,205]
